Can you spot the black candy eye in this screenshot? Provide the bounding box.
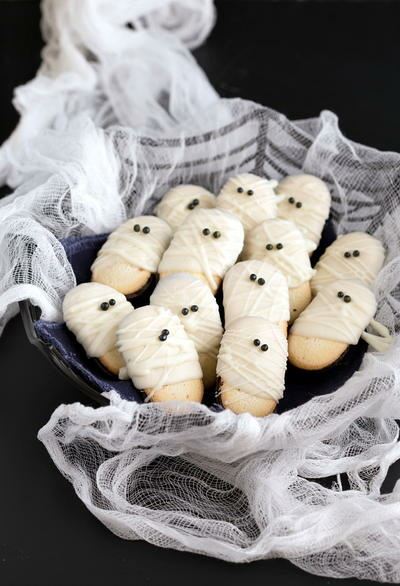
[187,198,200,210]
[247,189,254,196]
[296,202,302,208]
[109,298,116,306]
[213,231,221,239]
[133,224,140,232]
[159,333,168,341]
[343,295,351,303]
[249,273,257,281]
[288,197,295,204]
[257,278,265,286]
[261,344,269,352]
[276,243,283,250]
[337,291,344,298]
[237,187,244,193]
[181,307,189,316]
[100,302,109,311]
[353,250,360,257]
[142,226,150,234]
[191,305,199,312]
[344,251,351,258]
[266,243,274,250]
[253,338,261,347]
[202,228,210,236]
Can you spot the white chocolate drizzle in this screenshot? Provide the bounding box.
[116,305,202,390]
[242,218,315,288]
[156,184,216,231]
[91,216,172,275]
[158,208,244,291]
[217,173,278,232]
[277,174,331,246]
[311,232,385,294]
[223,260,290,327]
[63,283,134,357]
[150,273,223,361]
[217,317,287,402]
[290,279,377,345]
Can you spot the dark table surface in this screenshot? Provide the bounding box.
[1,1,400,585]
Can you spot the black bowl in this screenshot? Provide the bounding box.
[20,218,367,412]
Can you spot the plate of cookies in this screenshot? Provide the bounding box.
[21,173,391,416]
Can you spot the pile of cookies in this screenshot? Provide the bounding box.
[63,173,391,417]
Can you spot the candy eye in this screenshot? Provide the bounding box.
[276,243,283,250]
[261,344,269,352]
[288,197,295,204]
[142,226,150,234]
[187,198,200,210]
[266,243,274,250]
[213,231,221,239]
[202,228,210,236]
[109,298,116,306]
[247,189,254,196]
[191,305,199,312]
[253,338,261,347]
[181,307,189,316]
[337,291,344,298]
[353,250,360,257]
[343,295,351,303]
[159,329,170,341]
[296,202,302,208]
[100,302,109,311]
[344,251,351,258]
[249,273,257,281]
[237,187,244,194]
[133,224,140,232]
[257,278,265,286]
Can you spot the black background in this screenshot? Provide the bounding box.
[1,1,399,585]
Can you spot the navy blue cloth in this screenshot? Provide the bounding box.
[32,220,367,410]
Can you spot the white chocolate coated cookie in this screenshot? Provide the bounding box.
[158,208,244,293]
[91,216,172,292]
[290,279,377,345]
[242,218,315,288]
[156,184,216,231]
[217,173,278,232]
[277,174,331,247]
[311,232,385,294]
[217,317,287,413]
[116,306,203,395]
[223,260,290,328]
[63,282,134,358]
[150,273,223,388]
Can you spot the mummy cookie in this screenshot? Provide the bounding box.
[242,219,315,322]
[289,279,391,370]
[223,260,290,334]
[217,317,287,417]
[159,208,244,294]
[217,173,278,232]
[311,232,385,295]
[117,305,204,402]
[156,184,216,231]
[63,283,134,375]
[150,274,223,389]
[276,174,331,249]
[91,216,172,296]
